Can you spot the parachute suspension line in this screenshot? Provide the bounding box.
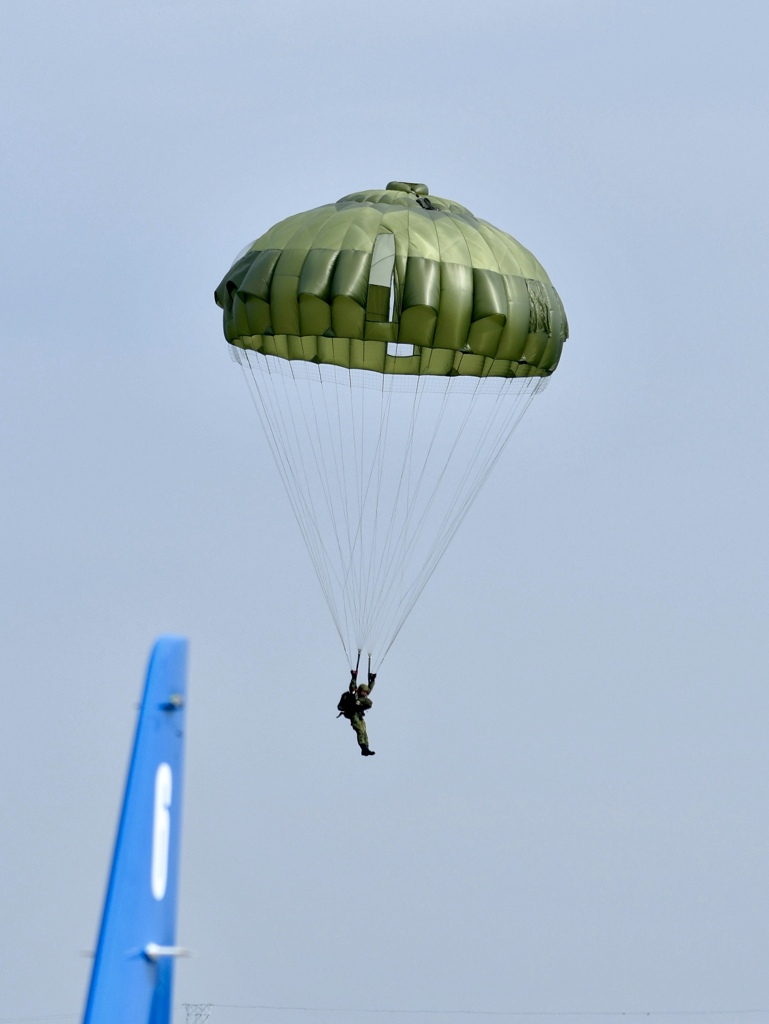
[344,366,363,652]
[240,355,349,656]
[296,364,359,652]
[359,376,416,645]
[442,378,543,535]
[244,358,348,651]
[360,378,390,626]
[314,369,399,655]
[240,358,329,592]
[356,372,440,658]
[408,377,516,574]
[368,380,403,644]
[355,379,397,646]
[300,365,362,618]
[372,376,458,616]
[334,373,358,637]
[376,380,544,659]
[380,379,534,659]
[265,362,348,616]
[239,349,545,664]
[368,376,474,655]
[353,369,369,651]
[397,375,436,625]
[369,381,469,659]
[441,379,544,555]
[403,380,538,618]
[358,378,421,648]
[355,373,386,648]
[264,363,338,581]
[352,376,400,653]
[327,367,360,654]
[377,378,543,664]
[299,366,370,661]
[335,367,378,654]
[323,369,353,575]
[362,373,438,643]
[288,360,394,660]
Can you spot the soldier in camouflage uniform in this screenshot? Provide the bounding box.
[339,671,376,756]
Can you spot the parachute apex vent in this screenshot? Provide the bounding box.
[386,181,429,196]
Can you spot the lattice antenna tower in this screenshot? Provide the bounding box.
[184,1004,213,1024]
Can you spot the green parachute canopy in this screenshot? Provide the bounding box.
[215,184,568,666]
[215,181,567,379]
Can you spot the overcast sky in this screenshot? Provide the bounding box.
[2,2,769,1022]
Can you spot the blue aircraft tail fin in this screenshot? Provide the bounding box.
[83,636,189,1024]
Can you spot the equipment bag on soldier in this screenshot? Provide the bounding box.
[337,690,358,718]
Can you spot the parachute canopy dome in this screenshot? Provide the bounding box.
[215,182,568,378]
[215,184,569,665]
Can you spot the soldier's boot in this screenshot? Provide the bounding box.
[361,745,376,756]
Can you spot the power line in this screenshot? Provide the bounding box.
[0,1016,77,1023]
[185,1006,213,1024]
[4,1008,768,1023]
[209,1005,769,1019]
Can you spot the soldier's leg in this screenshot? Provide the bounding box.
[351,715,369,749]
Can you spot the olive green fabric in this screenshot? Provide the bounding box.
[215,182,568,379]
[349,714,370,750]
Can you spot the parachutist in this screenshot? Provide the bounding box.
[216,183,567,667]
[337,674,377,756]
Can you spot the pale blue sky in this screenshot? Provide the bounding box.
[1,1,769,1022]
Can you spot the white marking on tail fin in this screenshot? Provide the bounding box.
[151,762,172,900]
